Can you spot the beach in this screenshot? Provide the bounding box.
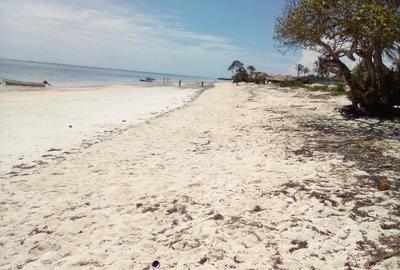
[0,84,201,174]
[1,83,399,269]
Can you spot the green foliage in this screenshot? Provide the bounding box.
[228,60,245,75]
[275,1,400,52]
[247,65,256,73]
[280,79,346,96]
[349,61,400,110]
[250,72,267,84]
[314,57,330,80]
[352,3,400,48]
[335,83,346,93]
[304,83,346,96]
[275,0,400,114]
[229,61,266,84]
[328,84,347,96]
[303,67,310,76]
[280,79,305,88]
[307,85,327,92]
[232,69,249,83]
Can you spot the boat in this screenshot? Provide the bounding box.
[3,79,47,87]
[140,77,155,82]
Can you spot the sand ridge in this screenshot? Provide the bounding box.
[0,83,399,269]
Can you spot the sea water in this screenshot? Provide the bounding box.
[0,58,211,87]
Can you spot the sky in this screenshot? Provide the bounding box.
[0,0,314,78]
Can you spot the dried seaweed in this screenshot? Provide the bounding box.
[289,240,308,253]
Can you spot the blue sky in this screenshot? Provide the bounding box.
[0,0,310,78]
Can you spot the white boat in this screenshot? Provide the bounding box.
[3,79,47,87]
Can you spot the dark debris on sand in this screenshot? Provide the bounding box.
[299,114,400,267]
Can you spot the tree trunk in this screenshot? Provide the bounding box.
[334,59,360,107]
[317,41,400,113]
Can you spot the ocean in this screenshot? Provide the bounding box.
[0,58,211,87]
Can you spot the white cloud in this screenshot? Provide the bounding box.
[0,0,313,77]
[0,0,248,77]
[288,48,361,76]
[298,50,320,71]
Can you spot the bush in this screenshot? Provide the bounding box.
[335,83,345,92]
[349,61,400,112]
[330,83,346,96]
[232,70,249,84]
[305,83,346,96]
[279,79,305,88]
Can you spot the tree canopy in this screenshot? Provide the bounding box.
[228,60,245,74]
[275,0,400,113]
[228,61,266,84]
[247,65,256,73]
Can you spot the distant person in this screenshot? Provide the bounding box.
[179,80,181,87]
[43,80,51,86]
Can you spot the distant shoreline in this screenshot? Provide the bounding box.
[0,80,212,91]
[0,57,214,81]
[0,58,215,88]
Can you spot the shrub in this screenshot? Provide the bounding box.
[279,80,305,88]
[305,83,346,96]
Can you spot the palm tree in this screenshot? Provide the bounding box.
[295,64,304,77]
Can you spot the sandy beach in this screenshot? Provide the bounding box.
[1,83,399,269]
[0,85,201,174]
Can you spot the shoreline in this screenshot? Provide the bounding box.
[1,83,399,269]
[0,80,212,91]
[0,84,206,175]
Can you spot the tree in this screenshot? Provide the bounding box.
[252,72,267,84]
[228,61,266,84]
[303,67,310,76]
[228,60,245,75]
[247,65,256,74]
[313,57,329,80]
[395,59,400,71]
[275,0,400,114]
[233,69,249,84]
[228,60,249,84]
[295,63,304,77]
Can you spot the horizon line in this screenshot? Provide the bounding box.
[0,57,215,80]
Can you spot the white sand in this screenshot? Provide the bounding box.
[0,85,200,174]
[0,83,399,269]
